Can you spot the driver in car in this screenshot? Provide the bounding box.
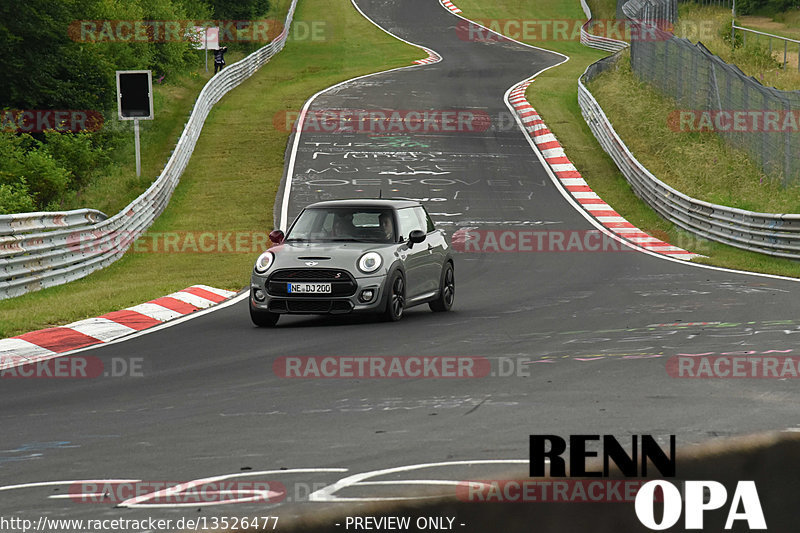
[379,212,394,242]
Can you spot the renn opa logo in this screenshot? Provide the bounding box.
[529,435,766,530]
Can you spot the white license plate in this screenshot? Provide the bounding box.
[288,283,332,294]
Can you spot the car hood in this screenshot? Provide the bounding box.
[267,242,396,275]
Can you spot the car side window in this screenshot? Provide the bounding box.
[416,206,435,233]
[396,208,423,241]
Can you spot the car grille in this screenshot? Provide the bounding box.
[267,269,357,297]
[269,299,354,314]
[271,269,349,280]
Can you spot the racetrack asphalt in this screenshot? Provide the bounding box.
[1,0,799,530]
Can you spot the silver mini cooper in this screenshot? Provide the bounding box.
[249,199,454,326]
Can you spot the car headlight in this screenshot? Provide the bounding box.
[357,251,383,274]
[254,251,275,274]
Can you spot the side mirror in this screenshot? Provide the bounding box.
[269,229,285,244]
[408,229,426,247]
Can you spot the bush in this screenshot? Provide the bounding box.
[207,0,271,20]
[0,0,216,214]
[0,131,86,212]
[0,184,36,214]
[42,131,109,189]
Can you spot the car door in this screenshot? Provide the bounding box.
[396,207,430,300]
[414,206,446,294]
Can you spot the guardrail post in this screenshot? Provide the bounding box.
[784,39,788,69]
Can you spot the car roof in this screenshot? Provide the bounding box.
[305,198,420,210]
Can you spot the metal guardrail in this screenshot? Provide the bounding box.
[579,55,800,260]
[579,0,630,52]
[0,0,298,300]
[732,24,800,71]
[0,209,107,236]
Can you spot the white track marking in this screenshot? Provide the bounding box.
[126,303,184,322]
[165,291,215,309]
[0,339,55,363]
[0,480,142,492]
[62,318,136,343]
[309,459,530,502]
[191,285,236,298]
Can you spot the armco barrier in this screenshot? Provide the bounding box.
[579,0,628,52]
[0,209,107,236]
[0,0,298,300]
[579,54,800,259]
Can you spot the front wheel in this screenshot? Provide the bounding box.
[382,271,405,322]
[250,303,279,327]
[429,262,454,312]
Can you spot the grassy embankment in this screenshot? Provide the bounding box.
[73,0,296,214]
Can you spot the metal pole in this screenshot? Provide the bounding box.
[784,39,788,69]
[204,29,208,73]
[134,118,141,177]
[731,0,735,45]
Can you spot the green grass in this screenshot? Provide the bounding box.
[587,0,618,21]
[676,5,800,91]
[772,8,800,28]
[454,0,800,278]
[0,0,423,338]
[589,51,800,213]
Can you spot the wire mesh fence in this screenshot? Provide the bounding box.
[679,0,732,8]
[625,0,800,184]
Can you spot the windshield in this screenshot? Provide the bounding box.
[285,207,396,243]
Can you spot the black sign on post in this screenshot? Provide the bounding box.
[116,70,154,177]
[116,70,154,120]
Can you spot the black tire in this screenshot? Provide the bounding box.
[382,271,405,322]
[429,261,455,312]
[250,303,279,327]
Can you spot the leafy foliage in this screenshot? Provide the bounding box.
[0,0,271,214]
